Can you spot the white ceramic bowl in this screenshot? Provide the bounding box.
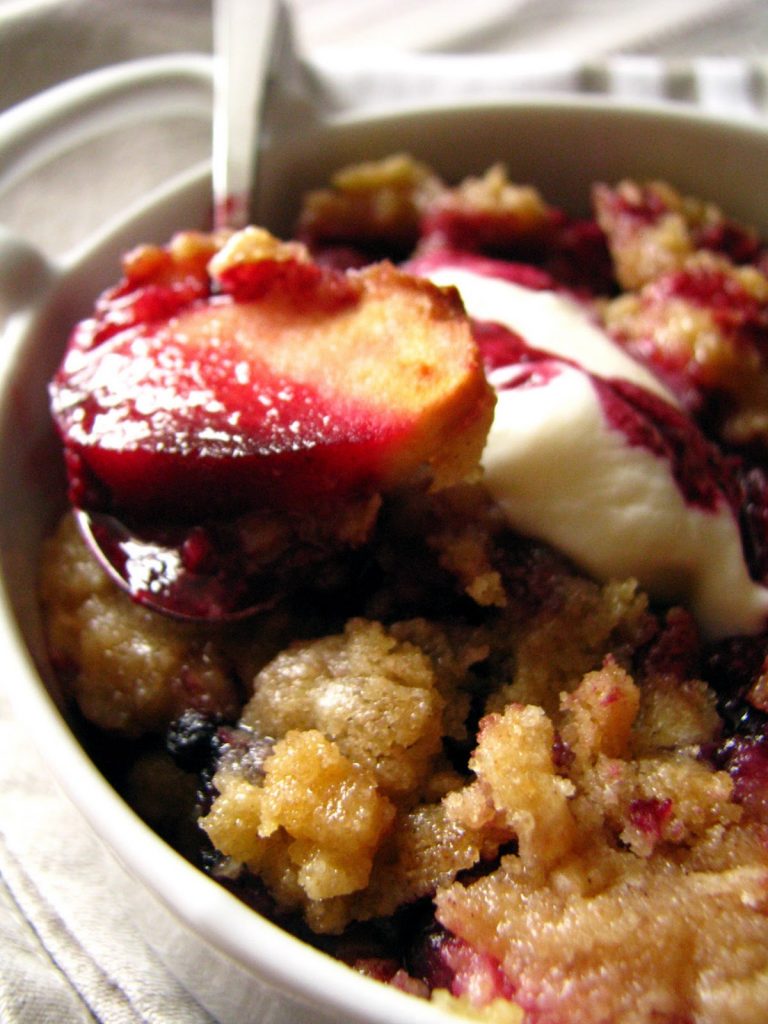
[2,56,768,1024]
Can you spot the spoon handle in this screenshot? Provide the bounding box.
[212,0,284,230]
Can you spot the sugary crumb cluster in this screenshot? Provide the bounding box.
[39,513,243,734]
[595,179,768,453]
[40,483,768,1021]
[39,156,768,1024]
[298,157,560,266]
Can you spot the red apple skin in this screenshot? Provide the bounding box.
[50,231,494,521]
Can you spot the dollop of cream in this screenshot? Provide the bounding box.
[426,265,768,640]
[427,267,678,403]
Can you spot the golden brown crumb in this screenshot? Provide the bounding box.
[430,990,523,1022]
[119,229,225,291]
[208,225,311,280]
[240,618,447,797]
[424,163,556,250]
[39,514,242,735]
[486,576,653,720]
[603,250,768,448]
[435,659,760,1024]
[594,179,697,290]
[298,153,441,252]
[204,729,396,901]
[446,704,576,875]
[437,835,768,1024]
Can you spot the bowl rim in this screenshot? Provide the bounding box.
[51,80,768,274]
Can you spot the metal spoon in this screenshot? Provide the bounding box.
[75,508,304,621]
[75,0,294,621]
[211,0,284,230]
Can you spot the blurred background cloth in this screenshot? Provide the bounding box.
[1,0,767,111]
[2,0,768,123]
[1,0,767,256]
[0,2,767,1023]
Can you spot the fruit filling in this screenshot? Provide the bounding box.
[49,226,493,617]
[40,156,768,1024]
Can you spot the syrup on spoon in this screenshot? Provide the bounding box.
[75,507,310,620]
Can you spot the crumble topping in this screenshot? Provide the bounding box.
[39,155,768,1023]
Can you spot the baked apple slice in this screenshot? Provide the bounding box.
[50,227,494,618]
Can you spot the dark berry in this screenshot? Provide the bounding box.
[739,465,768,583]
[406,921,456,992]
[702,634,768,737]
[628,797,673,840]
[640,607,701,682]
[166,709,222,772]
[713,733,768,823]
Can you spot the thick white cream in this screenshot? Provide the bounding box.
[427,267,678,403]
[426,265,768,640]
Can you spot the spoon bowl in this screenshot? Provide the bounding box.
[75,510,284,621]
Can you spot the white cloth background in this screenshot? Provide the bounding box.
[0,2,767,1022]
